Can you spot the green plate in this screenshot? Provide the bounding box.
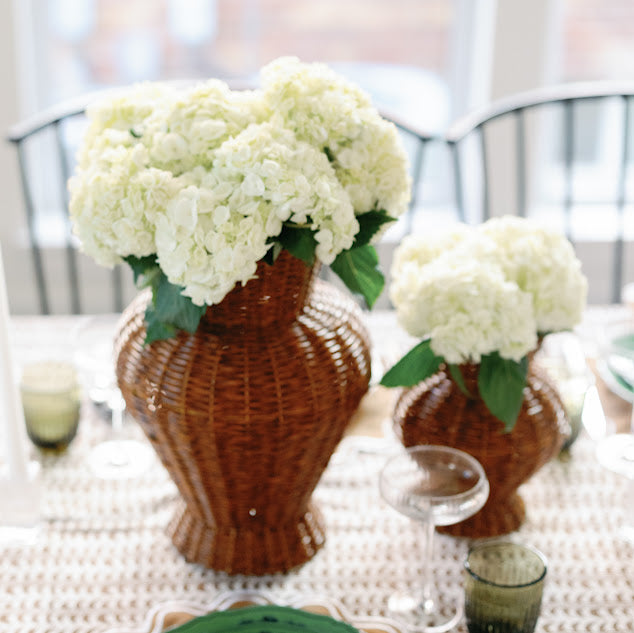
[165,605,360,633]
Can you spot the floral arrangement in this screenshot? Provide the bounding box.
[69,57,411,342]
[381,216,588,430]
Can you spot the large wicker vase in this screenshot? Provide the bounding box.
[114,251,371,575]
[393,361,569,537]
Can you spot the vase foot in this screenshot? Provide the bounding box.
[167,501,326,575]
[438,493,526,538]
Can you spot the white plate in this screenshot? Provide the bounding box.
[105,590,403,633]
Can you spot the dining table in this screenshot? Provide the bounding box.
[1,306,633,633]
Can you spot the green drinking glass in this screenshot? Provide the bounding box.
[464,541,547,633]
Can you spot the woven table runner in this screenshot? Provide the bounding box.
[1,418,632,632]
[1,312,633,632]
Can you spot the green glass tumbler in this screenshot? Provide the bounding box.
[464,541,547,633]
[20,361,81,453]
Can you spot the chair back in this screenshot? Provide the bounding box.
[446,81,634,302]
[7,94,132,314]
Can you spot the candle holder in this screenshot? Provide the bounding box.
[0,461,41,544]
[20,361,81,453]
[0,243,41,542]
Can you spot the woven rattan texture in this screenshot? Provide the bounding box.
[3,311,634,633]
[2,420,633,633]
[393,362,570,538]
[114,252,371,574]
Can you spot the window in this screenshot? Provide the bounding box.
[562,0,634,82]
[29,0,455,133]
[527,0,634,242]
[17,0,459,256]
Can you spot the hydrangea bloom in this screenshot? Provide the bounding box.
[147,80,264,175]
[478,216,588,332]
[69,58,410,310]
[390,216,587,364]
[390,224,474,282]
[391,253,537,363]
[69,143,175,267]
[155,123,357,305]
[77,83,177,164]
[260,56,373,148]
[261,57,412,219]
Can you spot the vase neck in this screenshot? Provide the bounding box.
[202,251,317,330]
[453,363,480,396]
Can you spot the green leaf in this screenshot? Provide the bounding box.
[261,242,282,266]
[277,225,317,265]
[353,209,397,247]
[153,275,206,333]
[124,256,206,344]
[448,364,472,398]
[124,254,160,287]
[330,244,384,308]
[478,353,528,431]
[144,307,177,344]
[380,339,442,387]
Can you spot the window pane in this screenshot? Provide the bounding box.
[562,0,634,81]
[37,0,454,131]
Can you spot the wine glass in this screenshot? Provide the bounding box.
[379,445,490,632]
[75,315,153,479]
[596,420,634,544]
[595,315,634,544]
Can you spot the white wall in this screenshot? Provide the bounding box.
[0,0,40,315]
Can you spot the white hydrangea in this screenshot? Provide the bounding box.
[332,118,412,218]
[78,83,177,165]
[69,57,411,308]
[390,215,587,364]
[154,123,358,305]
[154,170,270,306]
[69,143,175,267]
[148,79,263,175]
[478,216,588,332]
[390,224,474,282]
[392,254,538,363]
[261,57,411,220]
[261,56,373,147]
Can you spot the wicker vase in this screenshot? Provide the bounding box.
[114,251,371,574]
[393,360,569,537]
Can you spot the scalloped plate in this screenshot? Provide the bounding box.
[105,590,403,633]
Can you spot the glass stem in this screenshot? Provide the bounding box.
[112,401,123,436]
[420,518,436,614]
[108,392,129,467]
[108,390,126,437]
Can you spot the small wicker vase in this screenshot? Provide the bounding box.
[115,251,371,574]
[393,361,569,537]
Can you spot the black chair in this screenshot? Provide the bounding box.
[446,81,634,303]
[379,109,446,237]
[7,93,132,314]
